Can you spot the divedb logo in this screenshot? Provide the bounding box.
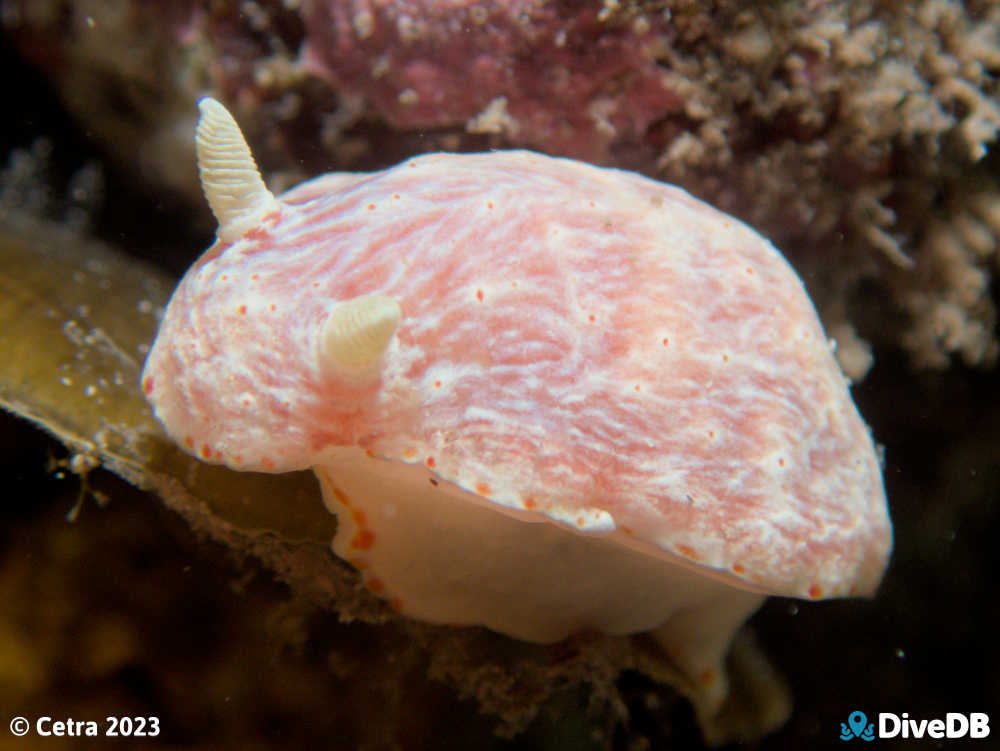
[840,710,991,741]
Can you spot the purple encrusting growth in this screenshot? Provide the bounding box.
[300,0,683,162]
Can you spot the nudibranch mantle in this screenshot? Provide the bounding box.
[143,98,891,711]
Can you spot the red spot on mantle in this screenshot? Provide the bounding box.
[200,444,212,460]
[808,584,823,599]
[142,377,153,395]
[476,289,484,302]
[426,456,436,468]
[351,529,376,550]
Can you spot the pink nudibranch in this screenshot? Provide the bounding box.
[143,98,892,713]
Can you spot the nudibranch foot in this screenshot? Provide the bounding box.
[649,590,765,713]
[315,448,766,694]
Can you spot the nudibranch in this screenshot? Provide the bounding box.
[143,98,892,712]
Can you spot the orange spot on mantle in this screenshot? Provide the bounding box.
[329,485,350,506]
[142,377,153,395]
[676,544,700,561]
[475,482,492,497]
[808,584,823,599]
[351,529,376,550]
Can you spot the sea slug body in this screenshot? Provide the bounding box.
[143,99,892,716]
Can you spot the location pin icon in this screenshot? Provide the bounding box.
[848,711,868,738]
